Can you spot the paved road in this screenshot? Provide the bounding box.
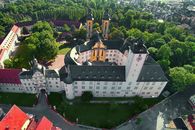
[0,91,86,130]
[116,85,195,130]
[1,85,194,130]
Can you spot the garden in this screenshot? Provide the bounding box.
[0,92,37,107]
[48,92,163,128]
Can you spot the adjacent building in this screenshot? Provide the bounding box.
[0,105,61,130]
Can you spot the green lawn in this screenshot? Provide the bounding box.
[0,92,37,107]
[48,93,162,128]
[57,44,71,55]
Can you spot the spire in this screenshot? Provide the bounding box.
[103,9,111,21]
[87,8,94,21]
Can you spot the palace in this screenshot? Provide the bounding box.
[0,11,168,100]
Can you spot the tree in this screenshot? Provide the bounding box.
[81,91,93,102]
[148,47,158,59]
[158,59,170,71]
[64,24,70,32]
[4,59,14,68]
[32,21,53,34]
[152,38,166,48]
[73,27,87,40]
[169,67,195,91]
[110,28,124,39]
[157,44,172,60]
[127,28,143,39]
[165,26,186,41]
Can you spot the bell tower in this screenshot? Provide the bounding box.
[86,9,94,39]
[90,32,107,62]
[102,9,111,40]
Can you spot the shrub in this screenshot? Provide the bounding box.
[81,91,93,102]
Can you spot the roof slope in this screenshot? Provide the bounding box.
[137,56,168,82]
[0,69,22,84]
[35,116,53,130]
[0,105,29,130]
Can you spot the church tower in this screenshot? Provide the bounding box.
[90,32,107,62]
[86,9,94,39]
[102,9,111,40]
[126,39,148,82]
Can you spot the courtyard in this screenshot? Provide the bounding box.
[48,92,163,128]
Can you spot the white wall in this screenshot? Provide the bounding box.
[0,83,26,93]
[126,52,148,82]
[77,49,127,66]
[46,77,62,92]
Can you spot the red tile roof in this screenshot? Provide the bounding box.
[0,49,6,61]
[36,116,53,130]
[188,115,195,130]
[11,25,19,34]
[0,69,22,84]
[27,119,37,130]
[0,105,30,130]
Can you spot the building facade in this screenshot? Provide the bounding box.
[0,13,168,100]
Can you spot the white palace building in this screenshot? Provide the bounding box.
[0,11,168,100]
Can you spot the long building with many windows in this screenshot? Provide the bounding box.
[0,11,168,100]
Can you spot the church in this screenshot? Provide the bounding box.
[0,11,168,100]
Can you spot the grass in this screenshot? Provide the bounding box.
[57,44,72,55]
[48,93,163,128]
[0,92,37,107]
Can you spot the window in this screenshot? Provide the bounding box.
[112,82,115,85]
[152,82,155,85]
[144,87,147,90]
[160,82,164,85]
[147,92,150,94]
[118,87,121,90]
[155,92,159,94]
[74,86,78,89]
[125,92,128,94]
[89,86,93,89]
[96,91,99,94]
[103,91,106,94]
[136,82,140,85]
[104,82,107,85]
[110,91,114,94]
[119,82,122,85]
[149,87,153,90]
[28,83,30,85]
[134,87,138,90]
[97,82,100,85]
[74,82,77,85]
[82,86,85,89]
[128,82,132,85]
[103,86,107,90]
[112,87,115,90]
[96,86,100,89]
[56,82,58,84]
[142,92,145,94]
[158,87,161,90]
[82,81,85,84]
[127,87,130,89]
[146,82,150,85]
[50,85,52,87]
[132,92,136,95]
[56,86,59,88]
[117,92,120,94]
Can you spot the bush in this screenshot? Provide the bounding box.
[81,91,93,102]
